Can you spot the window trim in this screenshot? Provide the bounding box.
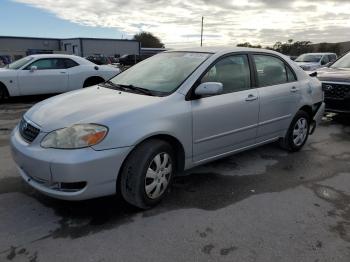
[186,52,255,100]
[248,52,298,88]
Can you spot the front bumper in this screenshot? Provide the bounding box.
[325,98,350,113]
[10,125,132,200]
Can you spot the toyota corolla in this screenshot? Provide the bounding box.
[11,48,325,209]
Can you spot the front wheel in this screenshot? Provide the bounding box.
[120,139,175,209]
[280,110,310,152]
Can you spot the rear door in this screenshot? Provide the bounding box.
[251,54,301,142]
[191,54,259,163]
[17,58,69,95]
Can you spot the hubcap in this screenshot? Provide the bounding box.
[293,117,308,146]
[145,152,172,199]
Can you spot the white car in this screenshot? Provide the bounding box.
[0,54,120,100]
[295,53,337,71]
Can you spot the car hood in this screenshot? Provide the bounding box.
[0,68,16,76]
[25,86,162,132]
[317,67,350,82]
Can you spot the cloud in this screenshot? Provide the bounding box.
[13,0,350,48]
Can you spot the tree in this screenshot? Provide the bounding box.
[316,42,341,55]
[133,32,164,48]
[236,42,262,48]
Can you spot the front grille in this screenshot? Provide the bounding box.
[19,118,40,143]
[322,83,350,99]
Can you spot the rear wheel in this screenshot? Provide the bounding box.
[120,139,175,209]
[280,110,310,152]
[83,77,104,88]
[0,84,8,101]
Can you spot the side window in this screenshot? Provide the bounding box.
[329,55,336,62]
[321,55,329,65]
[25,58,64,70]
[253,55,288,86]
[64,59,79,68]
[286,66,297,82]
[201,55,251,94]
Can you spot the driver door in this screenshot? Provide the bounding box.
[191,54,259,163]
[17,58,68,95]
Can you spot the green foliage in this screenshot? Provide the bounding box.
[316,42,341,55]
[272,40,313,56]
[236,42,262,48]
[133,32,165,48]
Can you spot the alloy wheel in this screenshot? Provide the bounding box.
[293,117,308,146]
[145,152,172,199]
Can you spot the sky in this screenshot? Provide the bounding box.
[1,0,350,48]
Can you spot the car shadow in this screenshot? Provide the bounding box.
[3,112,350,240]
[2,94,57,104]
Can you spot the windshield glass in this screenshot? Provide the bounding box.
[295,54,322,63]
[5,57,33,69]
[331,53,350,68]
[109,52,211,94]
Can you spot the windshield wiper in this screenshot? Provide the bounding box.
[116,84,156,96]
[99,81,126,91]
[100,81,157,96]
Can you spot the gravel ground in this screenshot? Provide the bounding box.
[0,96,350,262]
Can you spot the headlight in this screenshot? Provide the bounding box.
[41,124,108,149]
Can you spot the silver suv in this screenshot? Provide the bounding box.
[11,48,325,209]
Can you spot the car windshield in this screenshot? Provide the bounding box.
[109,52,211,94]
[5,57,33,69]
[295,54,322,63]
[330,53,350,69]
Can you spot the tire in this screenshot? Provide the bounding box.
[83,77,104,88]
[120,139,176,209]
[0,84,8,101]
[280,110,310,152]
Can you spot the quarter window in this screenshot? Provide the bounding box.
[201,55,251,94]
[286,66,297,82]
[253,55,296,86]
[64,59,79,68]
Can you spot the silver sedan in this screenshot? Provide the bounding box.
[11,47,325,209]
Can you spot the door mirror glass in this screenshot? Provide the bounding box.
[30,66,37,72]
[195,82,223,97]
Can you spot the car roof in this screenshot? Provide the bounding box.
[166,47,283,56]
[300,53,336,56]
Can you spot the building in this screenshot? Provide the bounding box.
[0,36,141,62]
[140,47,168,58]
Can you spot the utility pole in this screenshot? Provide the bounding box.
[200,16,204,47]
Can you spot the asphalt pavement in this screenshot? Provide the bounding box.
[0,97,349,262]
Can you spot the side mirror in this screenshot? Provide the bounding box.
[309,71,317,77]
[195,82,223,97]
[30,66,37,72]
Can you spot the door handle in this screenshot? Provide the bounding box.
[290,86,299,93]
[245,94,258,101]
[60,71,66,74]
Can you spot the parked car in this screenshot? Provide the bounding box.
[295,53,337,71]
[86,55,111,65]
[317,52,350,114]
[118,54,143,66]
[0,54,120,100]
[11,48,324,209]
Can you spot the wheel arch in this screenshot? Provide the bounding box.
[83,76,105,87]
[298,105,313,119]
[0,81,10,98]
